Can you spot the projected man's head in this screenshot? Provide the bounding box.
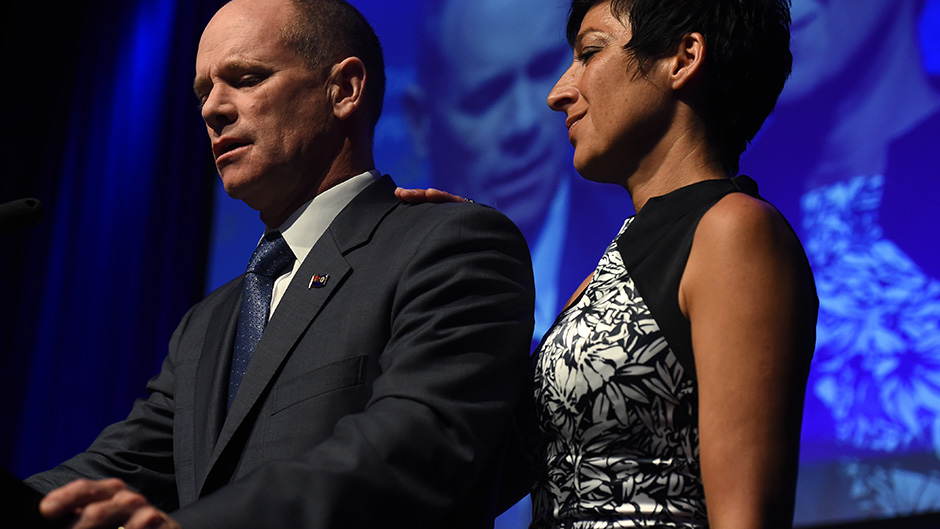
[406,0,571,239]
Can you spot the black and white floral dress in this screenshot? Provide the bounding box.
[531,177,766,528]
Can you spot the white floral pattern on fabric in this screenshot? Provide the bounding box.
[532,218,707,529]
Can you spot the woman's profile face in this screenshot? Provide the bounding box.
[547,2,672,184]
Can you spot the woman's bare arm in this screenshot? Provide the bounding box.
[681,193,817,529]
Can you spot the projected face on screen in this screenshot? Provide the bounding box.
[743,0,940,522]
[409,0,570,238]
[405,0,632,345]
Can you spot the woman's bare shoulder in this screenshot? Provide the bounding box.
[680,190,815,319]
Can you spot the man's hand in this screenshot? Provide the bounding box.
[40,478,181,529]
[395,187,470,204]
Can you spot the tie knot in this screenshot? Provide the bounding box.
[247,232,294,278]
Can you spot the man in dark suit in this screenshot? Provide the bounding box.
[26,0,535,527]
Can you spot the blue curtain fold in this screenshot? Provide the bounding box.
[1,0,223,476]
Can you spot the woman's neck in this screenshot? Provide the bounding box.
[626,120,727,213]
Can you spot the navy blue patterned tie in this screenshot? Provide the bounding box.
[228,232,295,409]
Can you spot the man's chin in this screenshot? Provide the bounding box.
[464,160,562,202]
[220,178,265,211]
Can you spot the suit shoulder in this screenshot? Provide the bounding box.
[394,201,526,238]
[396,200,509,220]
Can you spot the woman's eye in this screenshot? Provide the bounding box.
[576,48,600,63]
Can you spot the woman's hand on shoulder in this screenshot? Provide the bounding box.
[395,187,471,204]
[681,192,817,529]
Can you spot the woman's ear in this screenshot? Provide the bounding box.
[328,56,367,120]
[669,32,706,91]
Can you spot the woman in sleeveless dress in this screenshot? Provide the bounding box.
[398,0,817,526]
[528,0,817,527]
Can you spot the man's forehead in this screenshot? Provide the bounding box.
[195,0,295,73]
[437,0,567,69]
[210,0,291,24]
[432,1,567,89]
[198,0,290,53]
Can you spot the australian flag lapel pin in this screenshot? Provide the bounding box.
[308,273,329,289]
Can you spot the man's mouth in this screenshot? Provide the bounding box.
[214,139,251,162]
[222,142,248,154]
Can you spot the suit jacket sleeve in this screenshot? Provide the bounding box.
[24,307,195,512]
[172,204,535,528]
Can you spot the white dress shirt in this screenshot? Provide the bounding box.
[263,170,380,318]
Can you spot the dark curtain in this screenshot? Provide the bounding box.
[0,0,224,477]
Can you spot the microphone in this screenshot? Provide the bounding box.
[0,198,44,231]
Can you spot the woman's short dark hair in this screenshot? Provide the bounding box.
[566,0,792,174]
[282,0,386,133]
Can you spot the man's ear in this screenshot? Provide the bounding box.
[402,83,429,158]
[328,56,366,120]
[668,32,706,91]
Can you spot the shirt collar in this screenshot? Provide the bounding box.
[266,170,380,266]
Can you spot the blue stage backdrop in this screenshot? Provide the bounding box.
[1,0,221,480]
[2,1,938,527]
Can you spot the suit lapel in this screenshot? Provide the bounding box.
[187,281,241,497]
[198,175,400,496]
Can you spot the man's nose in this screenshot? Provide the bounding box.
[201,86,237,134]
[502,77,549,156]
